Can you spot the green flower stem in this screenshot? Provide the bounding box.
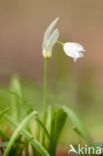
[43,58,48,111]
[40,57,49,146]
[57,40,64,46]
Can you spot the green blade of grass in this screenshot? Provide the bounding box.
[10,75,23,122]
[0,91,27,105]
[22,129,51,156]
[63,105,92,144]
[0,90,33,113]
[5,115,51,156]
[3,111,37,156]
[0,107,9,118]
[48,108,67,156]
[44,105,52,148]
[36,117,51,141]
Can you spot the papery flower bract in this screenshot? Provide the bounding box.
[63,42,86,62]
[42,17,59,58]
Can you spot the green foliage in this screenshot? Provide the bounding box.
[48,108,67,156]
[10,75,23,122]
[0,108,9,118]
[63,105,92,144]
[3,111,37,156]
[0,75,94,156]
[0,74,94,156]
[5,114,50,156]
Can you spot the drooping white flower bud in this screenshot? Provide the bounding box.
[42,17,59,58]
[63,42,86,62]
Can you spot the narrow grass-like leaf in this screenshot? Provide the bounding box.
[3,111,37,156]
[48,108,67,156]
[44,105,52,147]
[9,135,23,156]
[0,91,27,105]
[10,76,22,97]
[63,105,92,144]
[0,108,9,118]
[10,76,23,122]
[36,117,51,141]
[5,115,51,156]
[0,90,33,114]
[10,75,24,122]
[22,129,50,156]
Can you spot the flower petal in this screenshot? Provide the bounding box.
[45,29,59,49]
[42,17,59,49]
[63,42,85,61]
[42,29,59,58]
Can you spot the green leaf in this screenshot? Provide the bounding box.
[9,135,23,156]
[0,90,33,113]
[22,129,50,156]
[3,111,37,156]
[5,115,51,156]
[48,108,67,156]
[63,105,92,144]
[10,75,23,122]
[36,117,51,141]
[0,107,9,118]
[10,75,22,97]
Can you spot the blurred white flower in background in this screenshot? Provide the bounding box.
[42,17,59,58]
[63,42,86,62]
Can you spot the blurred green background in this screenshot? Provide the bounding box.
[0,0,103,144]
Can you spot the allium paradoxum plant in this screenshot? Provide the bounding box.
[40,17,91,156]
[40,17,90,156]
[2,17,92,156]
[42,17,86,111]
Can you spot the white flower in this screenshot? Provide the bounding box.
[42,17,59,58]
[63,42,86,62]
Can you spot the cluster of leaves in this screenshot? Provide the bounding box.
[0,76,94,156]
